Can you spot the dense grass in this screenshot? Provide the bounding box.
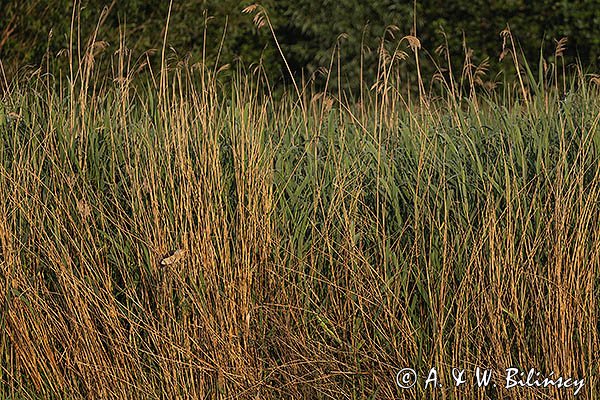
[1,31,600,399]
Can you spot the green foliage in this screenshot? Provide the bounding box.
[274,1,415,85]
[1,0,599,90]
[0,1,277,77]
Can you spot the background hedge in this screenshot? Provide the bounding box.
[1,0,598,90]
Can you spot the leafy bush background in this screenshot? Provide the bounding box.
[1,0,599,88]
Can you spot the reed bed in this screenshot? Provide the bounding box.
[0,22,599,399]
